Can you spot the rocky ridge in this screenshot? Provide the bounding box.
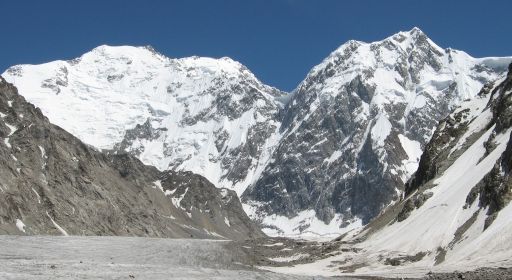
[0,76,263,239]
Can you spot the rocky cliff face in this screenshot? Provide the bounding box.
[0,77,263,239]
[242,28,511,236]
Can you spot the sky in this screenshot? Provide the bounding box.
[1,0,511,91]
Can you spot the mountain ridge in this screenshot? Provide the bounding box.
[4,44,286,197]
[3,27,511,238]
[243,27,511,237]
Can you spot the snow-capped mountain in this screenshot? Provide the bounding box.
[264,63,512,277]
[243,28,511,237]
[3,45,285,196]
[3,28,511,239]
[0,76,263,239]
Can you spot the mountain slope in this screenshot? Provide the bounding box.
[0,76,263,239]
[3,45,285,195]
[264,63,512,277]
[360,67,512,264]
[243,28,511,237]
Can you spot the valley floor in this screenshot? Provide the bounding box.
[0,235,510,280]
[0,235,355,280]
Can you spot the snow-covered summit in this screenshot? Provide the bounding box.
[83,44,251,77]
[3,45,285,195]
[308,27,442,75]
[303,27,509,100]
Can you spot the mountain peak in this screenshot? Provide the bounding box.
[408,26,425,36]
[85,45,252,77]
[383,27,446,55]
[391,26,426,39]
[304,27,444,86]
[89,44,166,59]
[389,26,430,43]
[2,43,286,197]
[325,27,435,61]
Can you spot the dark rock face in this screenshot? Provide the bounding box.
[113,119,168,157]
[490,68,512,133]
[0,77,263,239]
[406,106,479,196]
[243,28,510,231]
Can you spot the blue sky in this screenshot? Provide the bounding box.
[1,0,510,91]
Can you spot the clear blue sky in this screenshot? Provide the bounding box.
[1,0,510,91]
